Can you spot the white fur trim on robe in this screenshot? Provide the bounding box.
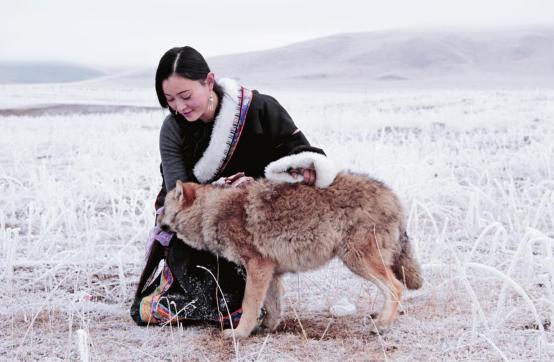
[193,78,240,183]
[264,152,338,188]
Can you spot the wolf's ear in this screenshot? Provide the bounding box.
[174,180,186,205]
[181,183,197,206]
[174,180,197,206]
[175,180,183,197]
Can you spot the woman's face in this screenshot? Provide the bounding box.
[162,73,214,122]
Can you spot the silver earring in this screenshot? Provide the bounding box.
[208,92,214,111]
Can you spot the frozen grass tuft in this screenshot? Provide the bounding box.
[0,87,553,360]
[76,328,90,362]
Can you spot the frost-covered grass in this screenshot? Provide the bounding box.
[1,87,553,361]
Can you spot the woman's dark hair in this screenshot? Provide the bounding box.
[155,46,223,111]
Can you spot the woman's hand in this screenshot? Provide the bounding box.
[213,172,254,188]
[288,167,316,186]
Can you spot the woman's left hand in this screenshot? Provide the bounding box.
[288,167,316,186]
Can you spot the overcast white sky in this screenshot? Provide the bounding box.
[1,0,553,69]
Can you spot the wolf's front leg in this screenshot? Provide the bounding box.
[262,275,283,331]
[223,258,275,339]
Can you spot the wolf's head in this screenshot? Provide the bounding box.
[158,180,201,236]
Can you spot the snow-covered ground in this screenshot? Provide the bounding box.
[1,86,553,360]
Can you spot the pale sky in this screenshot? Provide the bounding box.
[1,0,553,69]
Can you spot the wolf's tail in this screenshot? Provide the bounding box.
[392,231,423,289]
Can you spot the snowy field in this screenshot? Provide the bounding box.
[1,86,554,361]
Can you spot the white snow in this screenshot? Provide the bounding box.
[329,298,357,317]
[0,82,553,360]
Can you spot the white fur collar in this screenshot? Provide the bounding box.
[193,78,241,183]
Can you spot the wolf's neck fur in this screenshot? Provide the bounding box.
[199,187,248,262]
[173,193,206,251]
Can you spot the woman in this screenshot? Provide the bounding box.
[131,46,332,328]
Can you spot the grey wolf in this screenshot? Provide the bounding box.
[158,172,423,338]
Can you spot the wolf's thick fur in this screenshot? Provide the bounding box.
[159,173,423,338]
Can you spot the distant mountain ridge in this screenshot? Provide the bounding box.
[0,62,103,84]
[206,28,554,87]
[4,28,554,87]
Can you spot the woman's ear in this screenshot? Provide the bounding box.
[206,72,215,90]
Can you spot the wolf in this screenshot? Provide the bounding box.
[158,172,423,339]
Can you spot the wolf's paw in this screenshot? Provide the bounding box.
[222,329,236,339]
[261,315,281,332]
[222,327,251,340]
[370,320,392,335]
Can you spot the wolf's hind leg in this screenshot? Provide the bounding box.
[262,274,283,331]
[223,258,275,339]
[340,242,403,333]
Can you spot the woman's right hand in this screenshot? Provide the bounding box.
[288,167,316,186]
[213,172,254,188]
